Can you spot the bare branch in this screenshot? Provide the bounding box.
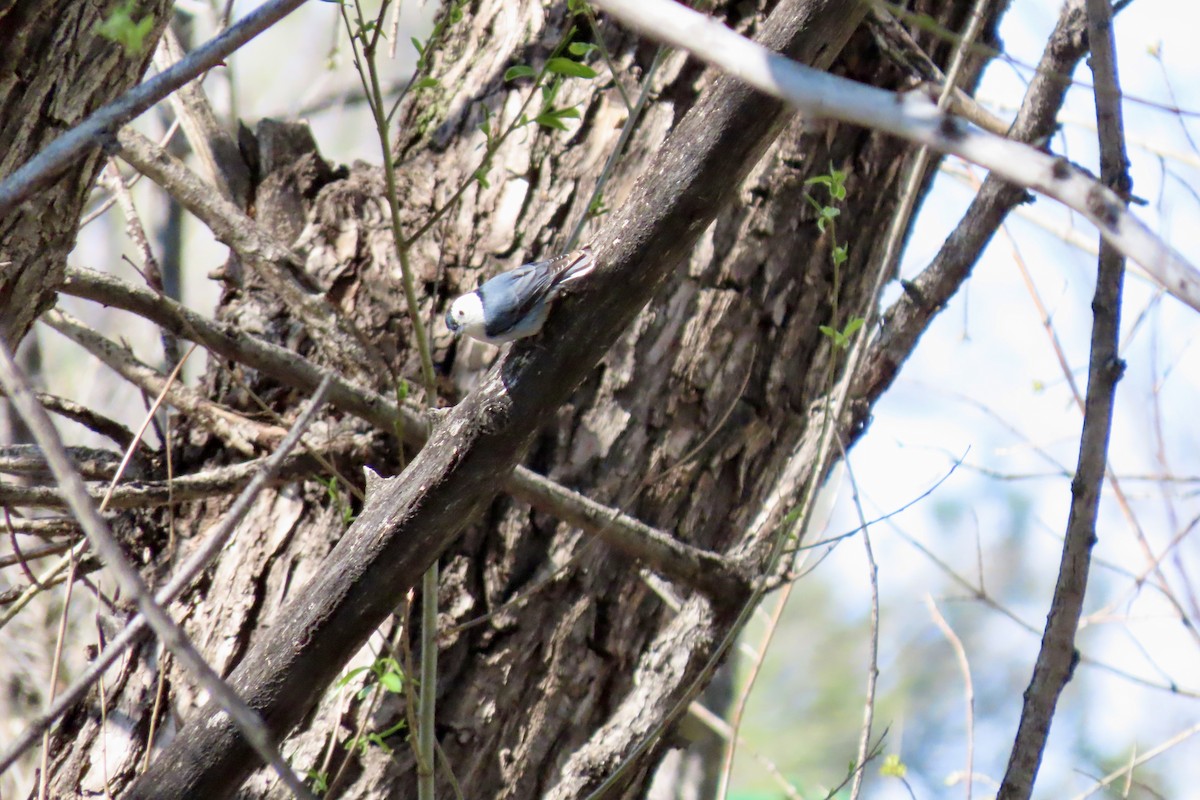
[153,24,250,204]
[0,445,129,481]
[0,432,373,511]
[858,0,1091,404]
[0,0,308,218]
[61,266,734,596]
[0,368,334,791]
[591,0,1200,313]
[34,392,139,452]
[43,307,285,455]
[997,1,1131,797]
[507,466,747,599]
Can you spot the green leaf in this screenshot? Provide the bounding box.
[546,57,598,79]
[96,0,156,55]
[474,168,491,188]
[379,671,404,693]
[535,112,569,131]
[568,42,599,57]
[335,666,370,688]
[504,64,537,81]
[842,317,865,337]
[411,36,425,57]
[413,76,439,90]
[818,325,838,340]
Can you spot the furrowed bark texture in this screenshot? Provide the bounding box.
[30,0,1007,798]
[0,1,172,347]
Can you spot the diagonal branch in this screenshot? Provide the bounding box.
[61,266,744,595]
[857,0,1092,404]
[0,337,319,800]
[127,0,864,796]
[0,0,308,218]
[114,127,376,380]
[42,308,285,455]
[590,0,1200,314]
[0,376,335,779]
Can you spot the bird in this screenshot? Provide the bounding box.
[444,247,595,344]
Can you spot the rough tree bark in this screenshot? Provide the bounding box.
[0,0,172,347]
[10,0,1011,797]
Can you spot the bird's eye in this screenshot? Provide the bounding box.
[456,309,465,318]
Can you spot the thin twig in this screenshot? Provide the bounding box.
[1069,718,1200,800]
[926,595,975,800]
[38,551,77,800]
[843,448,881,800]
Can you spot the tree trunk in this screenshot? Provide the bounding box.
[0,0,172,347]
[22,0,1008,797]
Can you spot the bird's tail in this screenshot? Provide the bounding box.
[553,246,595,284]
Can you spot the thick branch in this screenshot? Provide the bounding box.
[62,266,738,596]
[128,0,861,796]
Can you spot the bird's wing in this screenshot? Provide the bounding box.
[479,263,556,338]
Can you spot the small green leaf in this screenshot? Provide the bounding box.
[379,671,404,693]
[335,666,370,688]
[842,317,865,337]
[546,57,598,79]
[448,4,464,23]
[413,76,439,90]
[568,42,599,57]
[504,64,537,81]
[818,325,838,340]
[411,36,425,57]
[97,0,156,55]
[474,168,491,188]
[535,111,571,130]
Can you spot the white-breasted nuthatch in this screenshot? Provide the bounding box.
[445,247,595,344]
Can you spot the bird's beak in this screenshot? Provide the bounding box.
[445,308,459,333]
